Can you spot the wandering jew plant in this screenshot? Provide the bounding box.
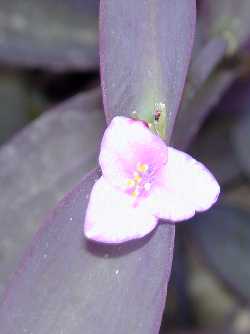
[4,0,246,333]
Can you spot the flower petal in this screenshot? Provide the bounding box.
[141,186,196,222]
[84,177,157,243]
[141,146,220,223]
[99,116,167,189]
[161,147,220,213]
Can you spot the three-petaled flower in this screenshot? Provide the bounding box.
[84,116,220,243]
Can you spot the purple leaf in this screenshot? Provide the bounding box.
[0,0,99,71]
[0,1,195,333]
[200,1,250,52]
[185,37,227,101]
[171,29,231,149]
[0,89,105,300]
[172,66,238,149]
[224,76,250,180]
[171,22,240,149]
[191,206,250,303]
[189,113,240,186]
[100,0,196,141]
[232,105,250,179]
[0,168,175,334]
[172,0,250,149]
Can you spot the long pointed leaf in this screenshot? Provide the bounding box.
[100,0,196,141]
[0,1,195,333]
[0,169,175,334]
[0,90,104,300]
[0,0,99,71]
[172,0,250,149]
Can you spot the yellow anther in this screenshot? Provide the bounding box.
[131,190,139,198]
[133,172,142,183]
[127,179,135,188]
[137,163,149,173]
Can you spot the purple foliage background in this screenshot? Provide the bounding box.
[0,0,250,333]
[0,1,196,333]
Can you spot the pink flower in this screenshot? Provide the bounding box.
[84,116,220,243]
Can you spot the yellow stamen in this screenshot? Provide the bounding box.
[127,179,135,188]
[137,163,149,173]
[131,189,139,198]
[133,172,142,183]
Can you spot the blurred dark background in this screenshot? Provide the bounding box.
[0,1,250,334]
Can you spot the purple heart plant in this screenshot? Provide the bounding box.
[0,1,222,333]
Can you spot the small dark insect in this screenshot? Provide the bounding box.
[154,109,161,122]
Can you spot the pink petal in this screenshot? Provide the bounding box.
[160,147,220,214]
[84,177,157,243]
[141,186,196,222]
[99,116,167,189]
